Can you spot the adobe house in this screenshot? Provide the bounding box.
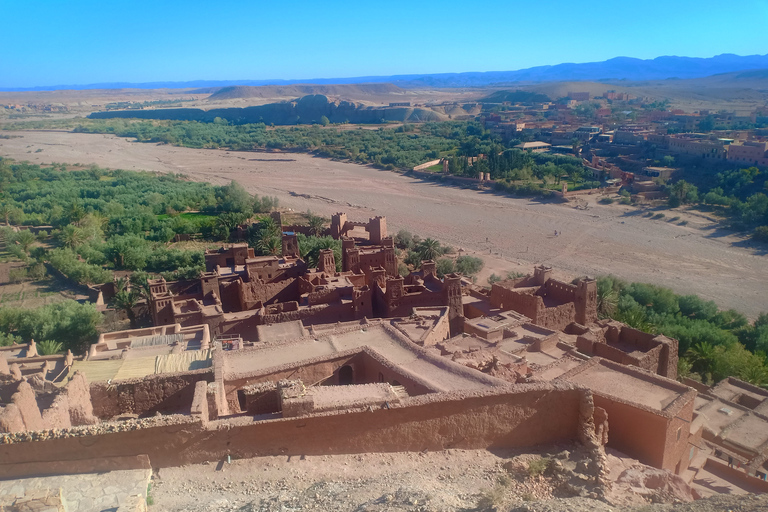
[559,357,696,474]
[469,265,597,330]
[575,319,678,379]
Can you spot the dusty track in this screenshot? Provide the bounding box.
[1,130,766,318]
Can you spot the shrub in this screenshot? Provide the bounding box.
[527,457,551,477]
[37,339,64,355]
[753,226,768,243]
[436,258,455,278]
[599,197,614,204]
[455,255,484,276]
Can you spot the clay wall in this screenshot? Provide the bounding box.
[218,280,242,312]
[65,372,98,426]
[190,381,209,424]
[224,355,355,406]
[536,303,577,331]
[542,279,577,305]
[662,396,695,474]
[261,302,356,327]
[0,385,589,475]
[591,393,669,470]
[350,351,434,396]
[10,381,43,431]
[0,404,25,433]
[386,289,450,318]
[593,342,638,365]
[618,326,658,350]
[240,278,300,308]
[703,458,768,493]
[217,313,262,342]
[40,394,71,429]
[490,286,541,319]
[307,287,344,306]
[89,372,212,419]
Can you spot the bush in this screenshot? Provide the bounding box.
[48,248,114,285]
[527,457,551,477]
[455,255,484,276]
[436,258,455,278]
[37,339,64,355]
[753,226,768,243]
[599,197,614,204]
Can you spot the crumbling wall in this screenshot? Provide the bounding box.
[90,373,211,419]
[65,372,99,426]
[9,381,43,431]
[0,404,25,433]
[240,279,300,308]
[0,384,589,474]
[40,394,71,430]
[536,303,577,331]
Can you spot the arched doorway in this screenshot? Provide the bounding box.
[338,365,354,385]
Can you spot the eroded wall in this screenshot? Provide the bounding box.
[0,385,590,475]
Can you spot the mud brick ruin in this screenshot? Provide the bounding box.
[2,212,767,497]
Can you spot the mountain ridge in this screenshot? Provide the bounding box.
[3,53,768,92]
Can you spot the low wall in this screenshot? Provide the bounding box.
[704,457,768,493]
[412,159,442,171]
[0,384,590,476]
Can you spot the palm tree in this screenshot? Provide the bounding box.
[257,235,281,256]
[687,342,717,377]
[418,238,442,261]
[307,212,326,237]
[258,217,280,239]
[113,289,140,328]
[596,279,619,319]
[0,203,12,226]
[37,340,64,355]
[14,230,36,254]
[59,225,86,249]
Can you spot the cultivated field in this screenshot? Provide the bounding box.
[1,130,767,318]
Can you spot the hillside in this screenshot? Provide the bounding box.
[207,83,404,100]
[88,93,445,125]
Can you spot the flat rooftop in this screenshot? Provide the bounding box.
[562,359,684,411]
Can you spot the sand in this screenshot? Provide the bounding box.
[1,130,766,318]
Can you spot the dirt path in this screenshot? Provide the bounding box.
[2,130,767,318]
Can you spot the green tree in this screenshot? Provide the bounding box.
[14,230,36,254]
[59,225,87,249]
[417,238,442,261]
[113,289,140,328]
[307,212,326,237]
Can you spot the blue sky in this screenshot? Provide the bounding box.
[1,0,767,88]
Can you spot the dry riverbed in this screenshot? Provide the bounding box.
[1,130,766,318]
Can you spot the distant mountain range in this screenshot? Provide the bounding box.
[4,53,768,92]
